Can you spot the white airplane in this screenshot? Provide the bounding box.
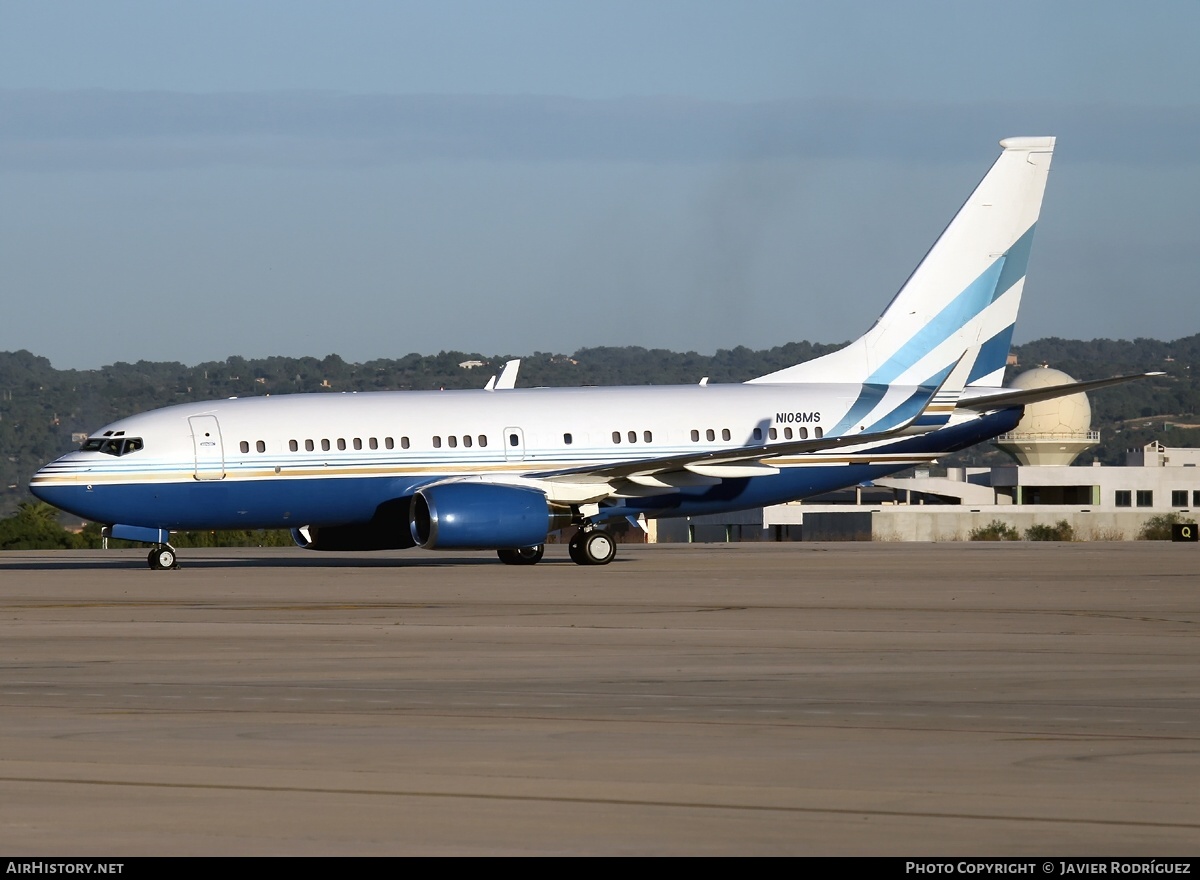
[29,136,1152,570]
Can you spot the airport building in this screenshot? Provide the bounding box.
[654,368,1200,542]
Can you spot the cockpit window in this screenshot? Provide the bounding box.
[81,437,144,456]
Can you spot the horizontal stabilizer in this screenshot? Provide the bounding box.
[958,372,1163,412]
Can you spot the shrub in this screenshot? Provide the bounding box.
[969,520,1020,541]
[1138,513,1187,541]
[1025,520,1075,541]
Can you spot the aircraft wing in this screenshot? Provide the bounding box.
[528,420,935,484]
[957,372,1162,412]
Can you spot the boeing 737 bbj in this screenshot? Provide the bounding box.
[30,136,1152,569]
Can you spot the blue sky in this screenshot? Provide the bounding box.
[2,1,1198,369]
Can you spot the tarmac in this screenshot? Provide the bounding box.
[0,541,1197,856]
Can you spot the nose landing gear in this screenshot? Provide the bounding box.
[148,544,178,570]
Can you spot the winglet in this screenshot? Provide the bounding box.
[495,359,521,390]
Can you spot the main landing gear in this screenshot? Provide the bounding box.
[497,544,545,566]
[494,527,617,566]
[147,544,179,570]
[568,528,616,566]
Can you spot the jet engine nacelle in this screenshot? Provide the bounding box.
[409,482,563,549]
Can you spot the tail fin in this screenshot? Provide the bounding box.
[748,136,1055,388]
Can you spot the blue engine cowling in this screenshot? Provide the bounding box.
[409,482,558,549]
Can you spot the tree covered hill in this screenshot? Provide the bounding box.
[1,335,1197,517]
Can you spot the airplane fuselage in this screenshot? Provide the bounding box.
[30,382,1015,532]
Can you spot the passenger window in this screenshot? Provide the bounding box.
[628,431,636,443]
[433,436,442,449]
[799,427,808,439]
[256,440,266,453]
[321,439,330,452]
[239,441,250,454]
[289,440,298,452]
[305,440,315,452]
[706,429,715,441]
[753,428,762,441]
[385,437,395,449]
[769,428,777,440]
[644,431,652,443]
[721,429,730,441]
[509,433,519,447]
[369,438,378,450]
[400,437,409,449]
[564,433,573,445]
[784,427,793,440]
[448,436,457,448]
[353,438,362,450]
[691,429,699,442]
[463,435,472,448]
[337,438,346,451]
[814,427,823,438]
[477,435,486,448]
[612,432,621,444]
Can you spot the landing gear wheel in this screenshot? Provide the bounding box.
[147,545,177,571]
[571,529,615,566]
[497,544,545,565]
[568,530,589,564]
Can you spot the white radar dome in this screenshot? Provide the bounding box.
[1008,367,1092,435]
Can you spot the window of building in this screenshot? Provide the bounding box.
[1115,490,1131,507]
[1136,490,1153,508]
[1194,490,1200,507]
[1172,490,1188,507]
